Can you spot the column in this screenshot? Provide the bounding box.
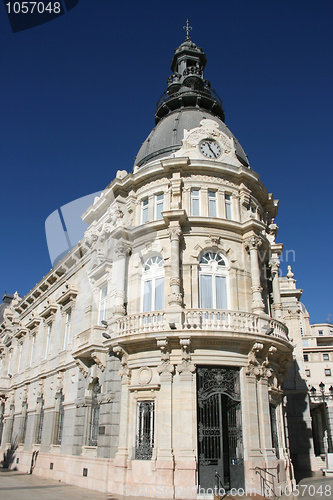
[168,225,182,308]
[245,235,265,314]
[269,257,283,320]
[113,240,131,316]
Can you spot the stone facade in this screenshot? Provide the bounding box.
[0,36,300,498]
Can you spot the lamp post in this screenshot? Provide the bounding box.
[318,382,333,454]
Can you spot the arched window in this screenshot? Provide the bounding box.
[199,252,228,309]
[142,256,164,312]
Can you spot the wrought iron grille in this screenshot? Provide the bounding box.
[269,404,279,459]
[0,403,4,446]
[197,367,244,491]
[135,401,154,460]
[9,411,14,443]
[21,406,28,444]
[89,381,101,447]
[36,400,44,444]
[55,392,64,445]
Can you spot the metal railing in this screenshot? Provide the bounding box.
[214,470,228,500]
[251,466,278,499]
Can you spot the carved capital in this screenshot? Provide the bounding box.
[115,240,131,257]
[168,227,182,241]
[244,235,262,251]
[269,258,280,274]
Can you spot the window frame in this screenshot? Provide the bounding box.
[323,353,329,361]
[225,193,232,220]
[199,251,229,310]
[135,400,155,460]
[191,188,200,216]
[98,284,108,326]
[325,369,331,377]
[142,256,164,312]
[154,193,164,220]
[208,190,217,218]
[141,197,149,224]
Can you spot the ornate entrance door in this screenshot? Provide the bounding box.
[197,367,244,492]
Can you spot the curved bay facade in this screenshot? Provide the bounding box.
[0,35,303,498]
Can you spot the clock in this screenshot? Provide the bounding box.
[199,139,221,159]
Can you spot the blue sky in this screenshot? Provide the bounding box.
[1,0,332,324]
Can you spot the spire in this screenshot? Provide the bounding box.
[155,29,225,124]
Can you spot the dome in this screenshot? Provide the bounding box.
[135,108,249,168]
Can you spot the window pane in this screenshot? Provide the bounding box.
[209,198,216,217]
[216,276,227,309]
[155,277,164,310]
[143,280,152,312]
[192,198,200,216]
[200,275,213,308]
[191,189,200,216]
[142,198,148,223]
[155,194,164,220]
[225,201,232,220]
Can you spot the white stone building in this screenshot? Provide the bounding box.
[0,34,305,497]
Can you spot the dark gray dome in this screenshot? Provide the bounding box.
[135,108,249,168]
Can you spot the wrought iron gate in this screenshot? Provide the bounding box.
[197,367,244,491]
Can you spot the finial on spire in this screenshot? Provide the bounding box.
[183,19,192,41]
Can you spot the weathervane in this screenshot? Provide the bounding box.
[183,19,192,41]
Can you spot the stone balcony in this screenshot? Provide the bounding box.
[115,309,289,343]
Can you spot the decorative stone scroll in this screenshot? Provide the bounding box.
[113,346,131,379]
[157,338,174,376]
[177,338,195,375]
[245,342,272,379]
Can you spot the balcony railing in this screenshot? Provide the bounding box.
[115,309,289,341]
[116,312,166,336]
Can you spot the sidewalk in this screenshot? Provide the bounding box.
[1,469,333,500]
[0,469,155,500]
[279,475,333,500]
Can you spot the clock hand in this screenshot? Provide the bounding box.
[207,143,216,157]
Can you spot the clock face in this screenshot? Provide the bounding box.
[199,139,221,159]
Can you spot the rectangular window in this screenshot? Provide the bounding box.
[319,330,324,335]
[216,276,228,310]
[191,189,200,216]
[323,353,329,361]
[155,193,164,220]
[63,310,71,349]
[36,400,44,444]
[142,198,149,223]
[143,280,152,312]
[45,323,52,359]
[17,343,23,372]
[98,285,108,325]
[30,335,35,367]
[54,392,64,445]
[325,369,331,376]
[208,190,217,217]
[305,369,311,377]
[135,401,154,460]
[303,354,309,362]
[200,274,213,309]
[225,193,232,220]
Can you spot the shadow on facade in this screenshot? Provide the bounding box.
[284,361,314,482]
